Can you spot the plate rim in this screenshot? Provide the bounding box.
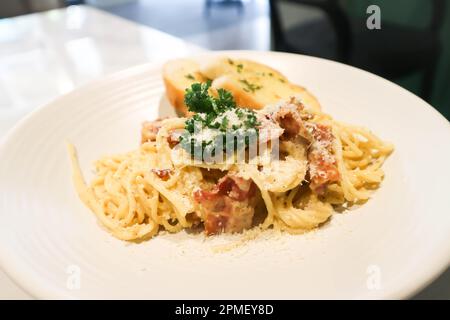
[1,50,449,299]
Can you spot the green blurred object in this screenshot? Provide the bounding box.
[345,0,450,120]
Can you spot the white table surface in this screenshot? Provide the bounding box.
[0,5,203,138]
[0,5,448,300]
[0,4,203,299]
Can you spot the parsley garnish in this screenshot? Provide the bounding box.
[185,74,195,80]
[183,81,235,114]
[180,82,260,159]
[236,63,243,73]
[183,81,214,113]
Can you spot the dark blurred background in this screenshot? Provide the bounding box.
[1,0,449,120]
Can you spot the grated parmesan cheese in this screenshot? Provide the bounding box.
[214,109,242,128]
[192,127,220,142]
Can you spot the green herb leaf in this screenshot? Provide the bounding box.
[181,82,260,160]
[239,79,262,93]
[184,81,214,113]
[215,88,236,110]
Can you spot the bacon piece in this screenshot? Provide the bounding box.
[275,110,302,140]
[257,114,284,143]
[167,131,181,148]
[267,99,339,194]
[193,175,257,235]
[306,123,340,194]
[151,168,172,181]
[204,214,229,236]
[141,118,180,148]
[185,212,202,226]
[141,119,165,143]
[271,102,311,141]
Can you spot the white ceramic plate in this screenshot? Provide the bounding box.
[0,51,449,299]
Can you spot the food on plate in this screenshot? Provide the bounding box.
[69,58,393,242]
[163,59,207,115]
[163,57,321,115]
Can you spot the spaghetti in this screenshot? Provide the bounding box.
[69,94,393,241]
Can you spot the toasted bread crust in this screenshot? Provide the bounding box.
[162,57,322,115]
[163,76,188,115]
[162,59,207,115]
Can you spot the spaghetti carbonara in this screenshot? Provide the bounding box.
[69,82,393,241]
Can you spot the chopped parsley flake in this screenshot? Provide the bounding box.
[239,79,262,93]
[180,82,260,159]
[236,63,243,73]
[185,74,195,80]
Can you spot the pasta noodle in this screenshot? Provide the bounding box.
[68,97,393,241]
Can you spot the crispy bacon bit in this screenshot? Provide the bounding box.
[167,131,181,148]
[141,118,181,148]
[274,109,301,140]
[310,123,333,142]
[185,212,202,226]
[194,175,257,235]
[270,101,312,141]
[200,168,226,181]
[306,123,340,194]
[194,175,256,203]
[141,118,166,143]
[151,168,172,181]
[257,114,284,143]
[267,98,340,194]
[204,215,229,236]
